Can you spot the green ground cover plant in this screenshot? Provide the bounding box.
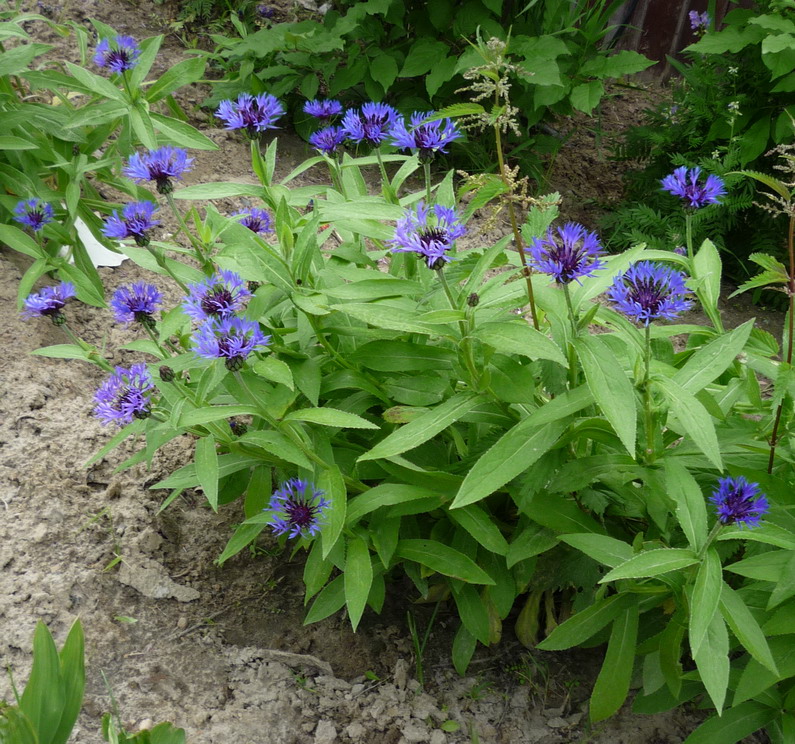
[4,11,795,744]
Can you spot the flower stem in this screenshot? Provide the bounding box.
[375,148,399,204]
[699,521,725,560]
[562,283,579,388]
[144,244,189,294]
[141,321,171,359]
[423,162,433,205]
[61,322,114,372]
[165,192,214,274]
[643,322,655,463]
[685,211,694,262]
[493,123,539,330]
[437,269,480,388]
[768,212,795,473]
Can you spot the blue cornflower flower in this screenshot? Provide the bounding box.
[94,35,141,74]
[22,282,76,323]
[94,363,155,426]
[267,478,330,539]
[182,270,251,323]
[309,125,347,155]
[215,93,285,137]
[710,476,768,528]
[192,316,270,371]
[607,262,692,325]
[124,147,194,195]
[111,282,163,325]
[661,166,726,209]
[233,207,273,235]
[303,99,343,121]
[390,111,462,162]
[689,10,710,33]
[341,102,400,146]
[14,198,54,232]
[257,4,275,18]
[527,222,605,284]
[389,200,466,270]
[102,201,160,246]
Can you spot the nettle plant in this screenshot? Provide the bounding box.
[12,39,795,744]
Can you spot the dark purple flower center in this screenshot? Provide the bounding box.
[40,300,65,317]
[419,227,448,247]
[201,287,234,316]
[107,50,133,69]
[629,278,666,312]
[26,209,49,230]
[119,388,150,418]
[243,216,265,232]
[285,500,315,529]
[722,486,754,518]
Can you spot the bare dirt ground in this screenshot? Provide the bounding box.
[0,1,781,742]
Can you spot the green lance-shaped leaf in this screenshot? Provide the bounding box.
[194,435,219,511]
[689,547,722,656]
[345,536,373,632]
[600,548,699,583]
[681,700,778,744]
[574,336,636,456]
[559,534,633,568]
[51,619,85,744]
[473,321,567,366]
[360,392,481,461]
[284,407,379,429]
[394,540,495,585]
[538,594,627,651]
[19,621,65,744]
[589,603,639,723]
[0,706,39,744]
[719,582,778,676]
[319,465,346,559]
[304,575,345,625]
[692,611,730,714]
[664,458,708,553]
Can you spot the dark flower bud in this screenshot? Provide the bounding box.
[229,419,248,435]
[467,292,480,307]
[225,355,246,372]
[51,312,67,326]
[247,281,261,293]
[159,365,175,382]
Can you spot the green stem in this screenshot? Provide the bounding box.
[643,323,655,463]
[685,211,694,262]
[562,283,579,388]
[141,320,171,358]
[699,521,724,560]
[374,148,399,204]
[165,192,213,274]
[61,322,114,372]
[145,244,189,293]
[438,269,481,389]
[120,70,134,102]
[423,162,433,205]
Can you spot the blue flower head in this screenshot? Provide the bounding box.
[192,316,270,371]
[661,166,726,209]
[607,261,692,325]
[389,200,466,270]
[124,147,194,195]
[390,112,462,162]
[14,198,54,232]
[303,99,343,121]
[94,36,141,74]
[233,207,273,235]
[267,478,330,539]
[215,93,285,136]
[102,201,160,246]
[309,125,347,155]
[689,10,710,33]
[22,282,76,324]
[527,222,605,284]
[111,282,163,325]
[257,4,275,19]
[182,270,251,323]
[710,476,768,529]
[94,363,155,426]
[341,102,399,146]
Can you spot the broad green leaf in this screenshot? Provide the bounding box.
[734,636,795,704]
[600,548,699,583]
[399,37,449,77]
[692,239,722,320]
[394,539,495,584]
[575,335,636,456]
[506,525,558,568]
[0,135,37,150]
[145,56,206,101]
[664,458,708,552]
[30,344,94,362]
[237,430,312,469]
[323,278,423,301]
[717,522,795,550]
[724,548,789,581]
[195,436,219,511]
[20,621,65,744]
[252,356,294,390]
[689,548,722,656]
[330,302,436,335]
[452,623,477,675]
[570,80,604,114]
[216,523,265,565]
[346,483,435,525]
[527,491,605,534]
[304,575,345,624]
[284,407,379,429]
[452,420,566,509]
[148,722,186,744]
[151,113,218,150]
[682,701,777,744]
[655,376,723,470]
[64,61,125,101]
[52,619,84,744]
[448,505,509,556]
[369,53,399,90]
[350,340,455,371]
[474,321,567,367]
[720,583,778,675]
[559,534,633,567]
[179,405,258,427]
[692,612,730,714]
[672,319,754,394]
[319,465,346,559]
[0,707,38,744]
[538,594,626,651]
[360,392,480,461]
[590,603,639,722]
[173,182,264,200]
[345,536,373,631]
[453,584,491,645]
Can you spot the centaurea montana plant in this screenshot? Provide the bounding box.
[191,316,270,371]
[182,270,251,323]
[110,283,163,327]
[93,363,155,426]
[22,282,75,324]
[14,198,54,233]
[102,201,160,246]
[303,99,343,122]
[266,479,330,539]
[94,35,140,74]
[215,93,285,137]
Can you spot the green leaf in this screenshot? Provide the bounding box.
[0,707,38,744]
[725,549,790,581]
[559,534,633,568]
[52,619,84,744]
[399,37,449,77]
[149,722,186,744]
[734,169,792,201]
[284,407,379,429]
[0,222,44,259]
[570,80,604,114]
[538,594,627,651]
[655,376,723,470]
[689,548,722,656]
[346,483,434,525]
[195,436,219,511]
[451,420,566,509]
[506,525,558,568]
[600,548,699,583]
[453,584,491,645]
[345,536,373,631]
[369,53,398,90]
[590,603,639,722]
[252,356,294,390]
[64,61,126,100]
[330,302,436,335]
[237,430,312,469]
[682,701,777,744]
[360,392,480,461]
[672,319,753,394]
[720,583,778,675]
[145,55,205,101]
[30,344,94,362]
[350,340,455,371]
[304,575,345,624]
[217,523,266,565]
[394,539,495,584]
[473,321,567,366]
[692,612,729,714]
[452,623,477,675]
[692,239,722,318]
[0,135,37,150]
[20,621,65,744]
[151,113,218,150]
[319,465,346,559]
[664,458,708,552]
[527,491,605,534]
[734,635,795,704]
[179,405,258,427]
[575,335,636,456]
[448,505,509,556]
[173,182,265,200]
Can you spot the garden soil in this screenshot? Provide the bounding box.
[0,1,780,742]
